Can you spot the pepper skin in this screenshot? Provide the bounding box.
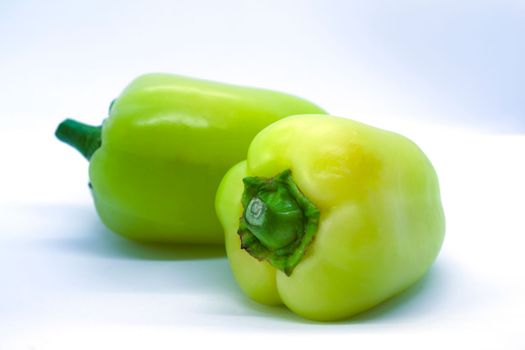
[215,114,445,321]
[55,74,325,244]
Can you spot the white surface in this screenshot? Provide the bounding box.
[1,0,524,349]
[1,125,524,349]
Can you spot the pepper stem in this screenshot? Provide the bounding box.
[55,119,102,160]
[238,169,320,276]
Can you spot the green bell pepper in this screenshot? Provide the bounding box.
[55,73,325,244]
[215,114,445,320]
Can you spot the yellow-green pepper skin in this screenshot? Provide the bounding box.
[55,74,325,244]
[215,114,445,321]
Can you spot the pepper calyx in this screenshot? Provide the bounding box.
[238,169,320,276]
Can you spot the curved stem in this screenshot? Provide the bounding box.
[55,119,102,160]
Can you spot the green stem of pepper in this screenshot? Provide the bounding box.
[55,119,102,160]
[238,169,320,276]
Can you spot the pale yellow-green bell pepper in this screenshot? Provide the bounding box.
[215,114,445,321]
[55,74,325,244]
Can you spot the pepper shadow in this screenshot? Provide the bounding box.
[38,205,225,261]
[219,261,450,326]
[34,204,451,323]
[346,263,449,323]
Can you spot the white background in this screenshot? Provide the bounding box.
[1,1,524,349]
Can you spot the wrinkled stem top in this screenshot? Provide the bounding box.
[238,169,320,276]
